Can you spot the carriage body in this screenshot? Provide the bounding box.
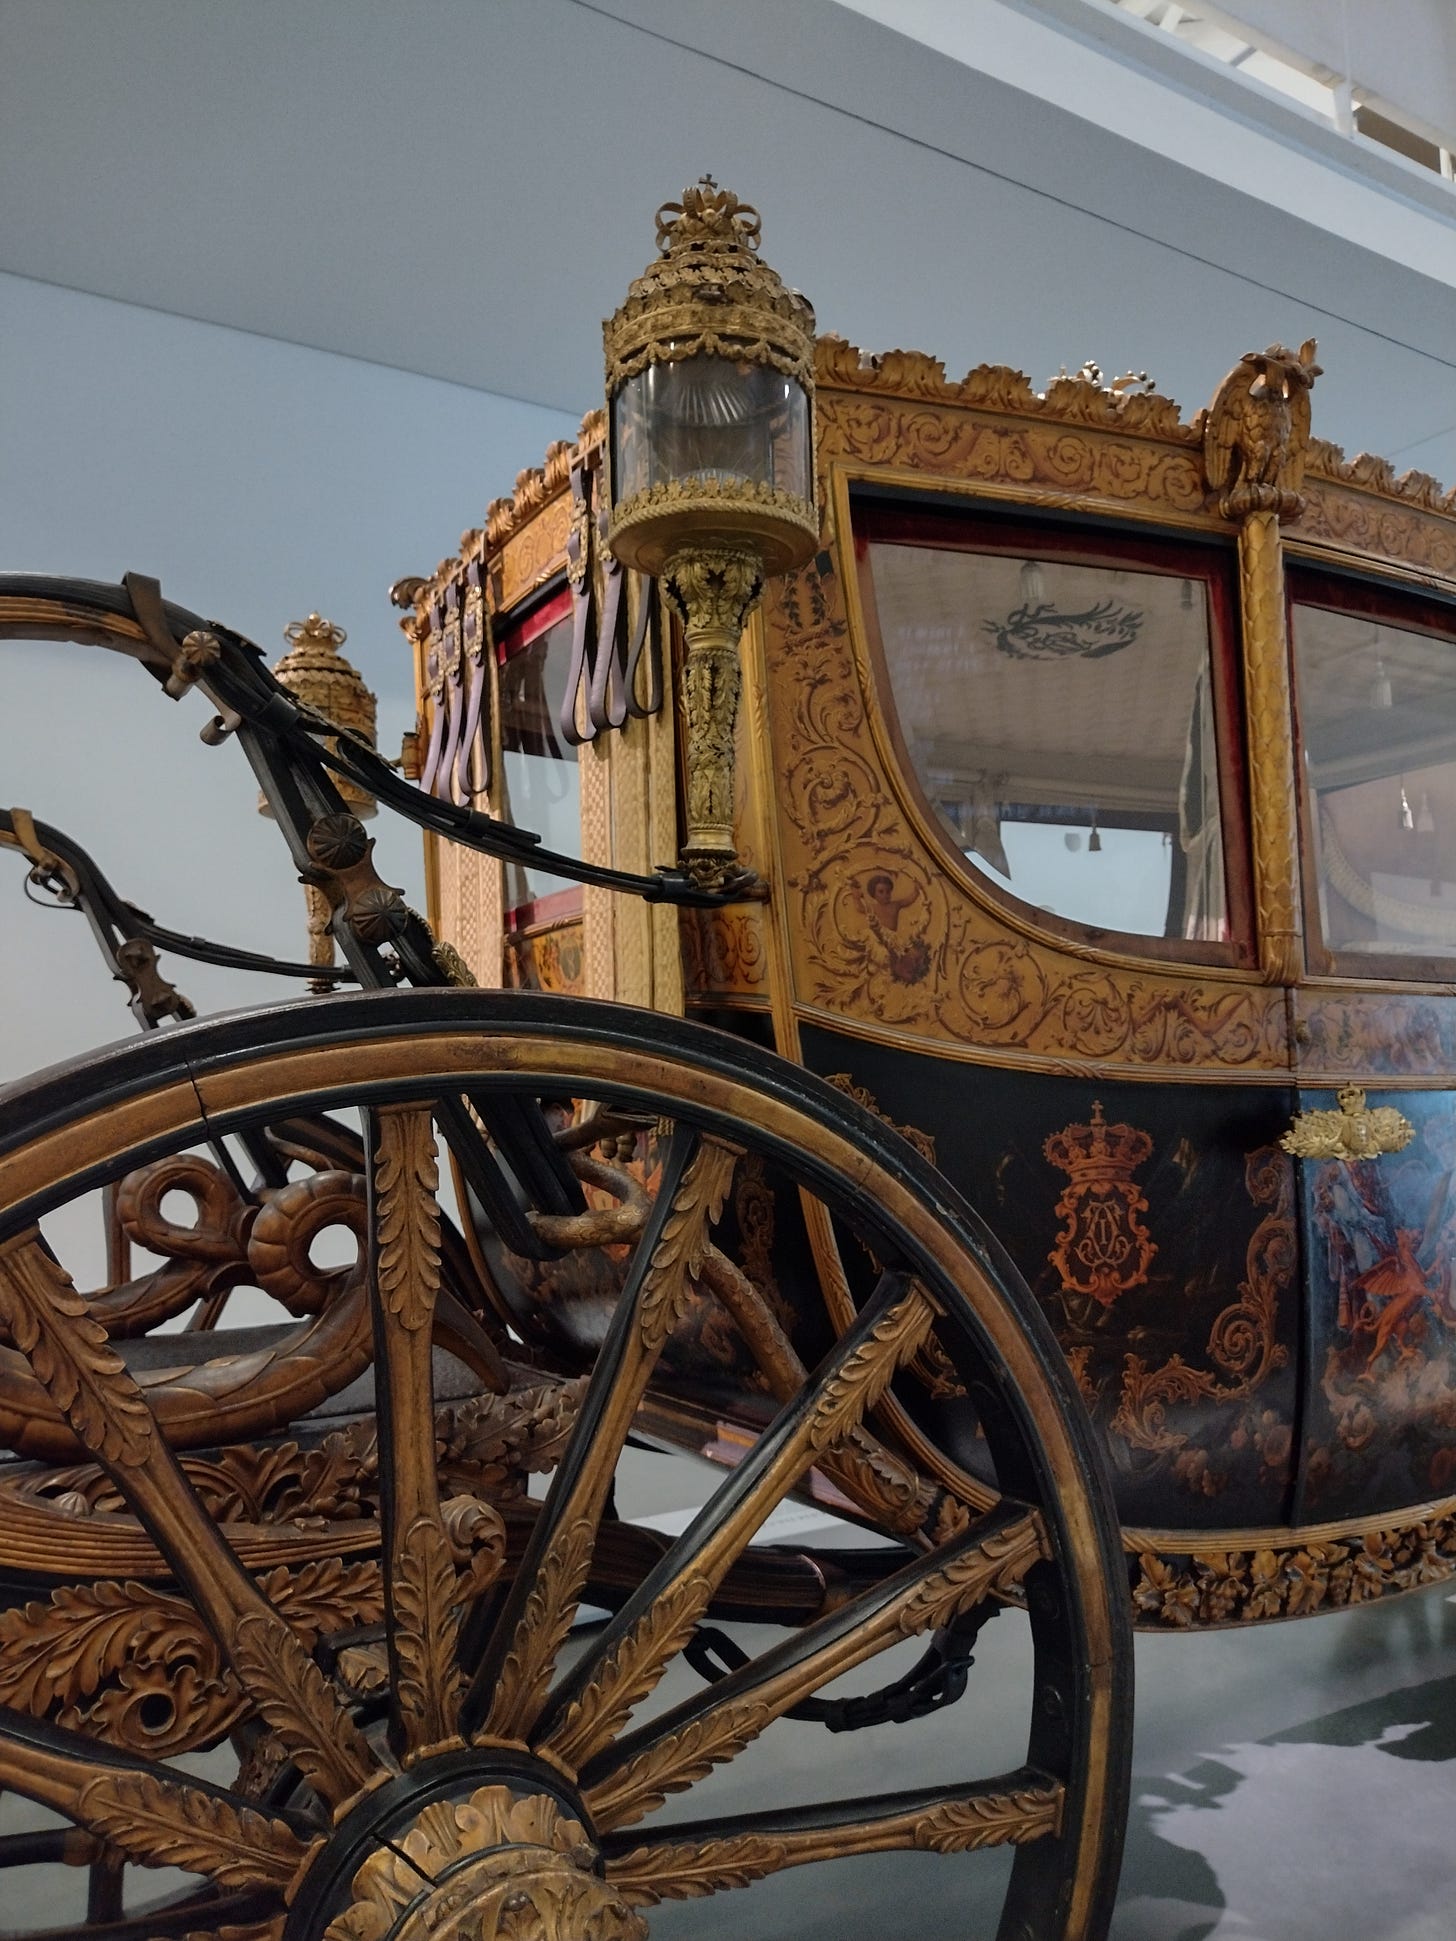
[408,339,1456,1629]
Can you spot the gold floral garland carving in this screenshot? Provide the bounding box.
[1130,1500,1456,1628]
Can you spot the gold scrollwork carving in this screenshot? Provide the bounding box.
[1238,509,1304,984]
[661,545,765,886]
[0,1555,383,1757]
[607,1783,1062,1905]
[1111,1147,1294,1498]
[765,567,1286,1073]
[816,392,1206,517]
[76,1770,313,1892]
[325,1785,646,1941]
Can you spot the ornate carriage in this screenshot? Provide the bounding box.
[412,209,1456,1630]
[2,182,1455,1939]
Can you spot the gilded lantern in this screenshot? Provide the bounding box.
[603,178,818,579]
[257,613,377,819]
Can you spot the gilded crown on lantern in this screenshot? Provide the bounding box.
[603,176,815,412]
[602,175,818,583]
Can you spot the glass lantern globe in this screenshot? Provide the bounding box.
[603,180,818,580]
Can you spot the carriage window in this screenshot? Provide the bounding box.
[1293,602,1456,966]
[496,588,581,912]
[865,537,1229,945]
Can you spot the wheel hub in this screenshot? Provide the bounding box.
[288,1749,647,1941]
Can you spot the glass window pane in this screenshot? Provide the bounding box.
[868,541,1228,944]
[496,609,581,911]
[1294,603,1456,963]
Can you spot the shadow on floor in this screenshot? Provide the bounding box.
[1115,1664,1456,1940]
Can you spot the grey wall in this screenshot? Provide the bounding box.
[0,271,574,1081]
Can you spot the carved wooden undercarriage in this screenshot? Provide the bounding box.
[0,989,1130,1941]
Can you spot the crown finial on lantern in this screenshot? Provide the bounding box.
[654,177,763,256]
[282,611,347,650]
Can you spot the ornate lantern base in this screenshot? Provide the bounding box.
[661,543,766,890]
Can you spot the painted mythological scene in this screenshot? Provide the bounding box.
[1296,1089,1456,1522]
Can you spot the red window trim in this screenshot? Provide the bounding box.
[497,585,573,663]
[849,495,1255,972]
[503,885,585,933]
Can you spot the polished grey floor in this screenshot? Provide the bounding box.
[5,1448,1456,1938]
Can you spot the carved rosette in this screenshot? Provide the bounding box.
[324,1785,646,1941]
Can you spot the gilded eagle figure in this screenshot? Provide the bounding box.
[1202,337,1322,518]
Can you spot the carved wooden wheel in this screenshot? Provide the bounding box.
[0,991,1131,1939]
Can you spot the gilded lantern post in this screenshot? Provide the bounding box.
[258,612,378,986]
[1202,339,1322,985]
[602,178,820,891]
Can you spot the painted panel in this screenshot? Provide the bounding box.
[799,1021,1300,1533]
[1294,1088,1456,1522]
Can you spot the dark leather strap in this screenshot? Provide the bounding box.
[559,458,664,743]
[436,581,467,802]
[587,504,629,736]
[455,559,490,800]
[623,570,662,720]
[559,459,595,747]
[418,597,448,796]
[122,571,180,668]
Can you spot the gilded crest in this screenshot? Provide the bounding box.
[1280,1086,1416,1164]
[1044,1101,1157,1307]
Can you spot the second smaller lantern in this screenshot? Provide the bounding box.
[259,612,378,983]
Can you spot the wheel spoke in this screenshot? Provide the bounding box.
[0,1232,374,1806]
[462,1128,737,1742]
[700,1243,938,1535]
[603,1768,1064,1904]
[0,1706,316,1893]
[366,1103,466,1759]
[536,1269,935,1771]
[581,1502,1045,1831]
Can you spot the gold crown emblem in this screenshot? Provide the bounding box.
[1043,1101,1153,1185]
[1043,1102,1157,1308]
